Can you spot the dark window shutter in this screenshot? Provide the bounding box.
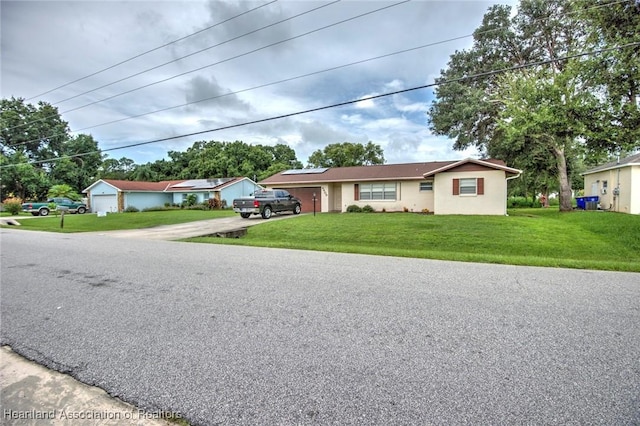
[477,178,484,195]
[354,184,359,201]
[452,179,460,195]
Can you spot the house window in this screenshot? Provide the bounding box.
[459,178,477,195]
[420,181,433,191]
[359,183,397,200]
[453,178,484,196]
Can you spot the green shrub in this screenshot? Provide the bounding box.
[184,193,197,207]
[142,206,180,212]
[208,198,227,210]
[124,206,140,213]
[508,196,534,208]
[48,202,59,216]
[361,205,375,213]
[2,197,22,215]
[346,204,363,213]
[187,205,207,210]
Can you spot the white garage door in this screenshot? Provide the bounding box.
[92,195,118,213]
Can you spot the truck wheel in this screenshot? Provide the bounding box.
[293,204,301,215]
[77,206,87,214]
[261,206,272,219]
[240,213,251,219]
[39,208,49,216]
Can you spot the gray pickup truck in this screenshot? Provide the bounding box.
[232,189,302,219]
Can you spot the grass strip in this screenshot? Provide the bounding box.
[186,209,640,272]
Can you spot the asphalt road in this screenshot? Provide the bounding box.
[1,228,638,425]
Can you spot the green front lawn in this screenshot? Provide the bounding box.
[4,209,236,232]
[188,209,640,272]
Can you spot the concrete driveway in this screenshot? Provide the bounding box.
[86,212,299,240]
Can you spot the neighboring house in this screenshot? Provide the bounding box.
[581,153,640,214]
[259,158,521,215]
[83,177,260,213]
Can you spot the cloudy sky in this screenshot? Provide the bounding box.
[2,0,515,166]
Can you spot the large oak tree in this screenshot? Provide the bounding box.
[428,0,639,211]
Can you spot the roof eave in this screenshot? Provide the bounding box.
[422,158,521,178]
[582,162,640,175]
[260,176,429,185]
[83,179,121,192]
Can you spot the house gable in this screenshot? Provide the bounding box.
[434,169,509,215]
[423,158,521,178]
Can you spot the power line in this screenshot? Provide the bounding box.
[25,0,279,101]
[50,0,341,106]
[10,41,637,169]
[5,0,407,135]
[71,34,473,133]
[3,0,630,149]
[56,0,410,116]
[6,25,467,150]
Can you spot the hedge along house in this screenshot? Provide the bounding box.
[83,177,260,213]
[259,158,521,215]
[581,153,640,214]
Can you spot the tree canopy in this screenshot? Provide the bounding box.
[0,97,101,200]
[138,141,303,182]
[428,0,640,211]
[307,142,385,168]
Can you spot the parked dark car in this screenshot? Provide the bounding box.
[232,189,301,219]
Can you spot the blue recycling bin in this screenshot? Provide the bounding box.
[576,197,586,210]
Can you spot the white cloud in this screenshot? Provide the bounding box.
[355,95,377,109]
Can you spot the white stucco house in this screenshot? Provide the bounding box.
[259,158,521,215]
[83,177,260,213]
[581,153,640,214]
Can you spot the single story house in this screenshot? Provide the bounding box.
[581,153,640,214]
[259,158,522,215]
[83,177,260,213]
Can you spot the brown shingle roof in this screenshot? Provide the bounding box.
[260,162,452,184]
[97,178,245,192]
[260,158,515,184]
